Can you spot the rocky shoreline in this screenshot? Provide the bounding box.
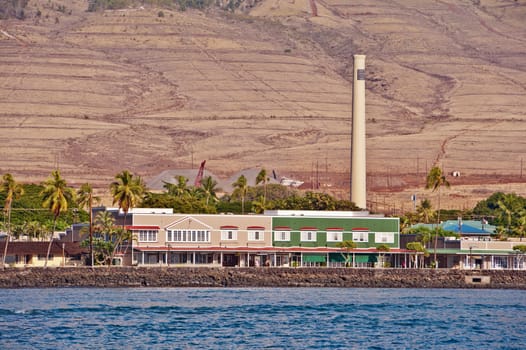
[1,267,526,289]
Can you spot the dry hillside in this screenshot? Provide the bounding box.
[0,0,525,212]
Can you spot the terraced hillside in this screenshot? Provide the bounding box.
[0,0,525,212]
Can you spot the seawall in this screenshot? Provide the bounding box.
[1,267,526,289]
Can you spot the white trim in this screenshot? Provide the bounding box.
[248,230,265,241]
[221,229,238,241]
[352,231,368,242]
[165,216,213,230]
[300,231,317,242]
[265,210,372,217]
[326,231,343,242]
[166,229,210,243]
[274,230,290,241]
[375,232,395,244]
[138,229,158,242]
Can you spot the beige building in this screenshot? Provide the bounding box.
[130,213,273,267]
[0,241,86,267]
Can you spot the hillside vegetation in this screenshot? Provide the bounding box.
[0,0,525,211]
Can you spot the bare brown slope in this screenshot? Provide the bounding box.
[0,0,525,212]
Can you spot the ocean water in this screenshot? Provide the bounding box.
[0,287,525,349]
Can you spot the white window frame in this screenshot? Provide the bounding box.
[248,230,264,241]
[274,230,290,241]
[300,231,317,242]
[139,230,158,242]
[375,232,395,244]
[326,231,343,242]
[221,229,238,241]
[166,229,210,243]
[352,231,368,242]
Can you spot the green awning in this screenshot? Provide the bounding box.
[328,253,378,263]
[329,253,346,263]
[355,254,377,263]
[303,254,326,263]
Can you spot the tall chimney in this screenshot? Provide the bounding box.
[351,54,367,209]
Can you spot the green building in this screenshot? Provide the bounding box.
[268,210,401,267]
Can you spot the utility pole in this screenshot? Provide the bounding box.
[54,152,60,170]
[311,161,315,190]
[316,160,319,189]
[325,155,328,193]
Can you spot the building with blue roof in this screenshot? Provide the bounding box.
[407,220,525,269]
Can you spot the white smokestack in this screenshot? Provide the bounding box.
[351,54,367,209]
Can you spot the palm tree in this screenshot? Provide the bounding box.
[200,176,220,206]
[24,221,41,241]
[497,195,516,234]
[109,226,135,266]
[399,215,412,234]
[41,170,75,267]
[304,191,336,210]
[110,170,145,228]
[513,210,526,242]
[336,240,357,267]
[416,199,435,224]
[513,244,526,269]
[256,168,269,209]
[11,223,25,241]
[425,165,450,267]
[406,242,428,268]
[110,170,145,264]
[376,244,391,268]
[94,210,116,241]
[1,173,24,268]
[232,174,248,214]
[77,183,100,266]
[85,211,116,266]
[417,226,434,249]
[163,175,189,198]
[86,238,114,265]
[39,223,52,242]
[251,196,266,214]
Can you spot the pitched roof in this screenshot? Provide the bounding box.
[0,241,88,256]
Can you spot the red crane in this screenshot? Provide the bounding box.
[194,160,206,187]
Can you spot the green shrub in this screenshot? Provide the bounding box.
[87,0,134,12]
